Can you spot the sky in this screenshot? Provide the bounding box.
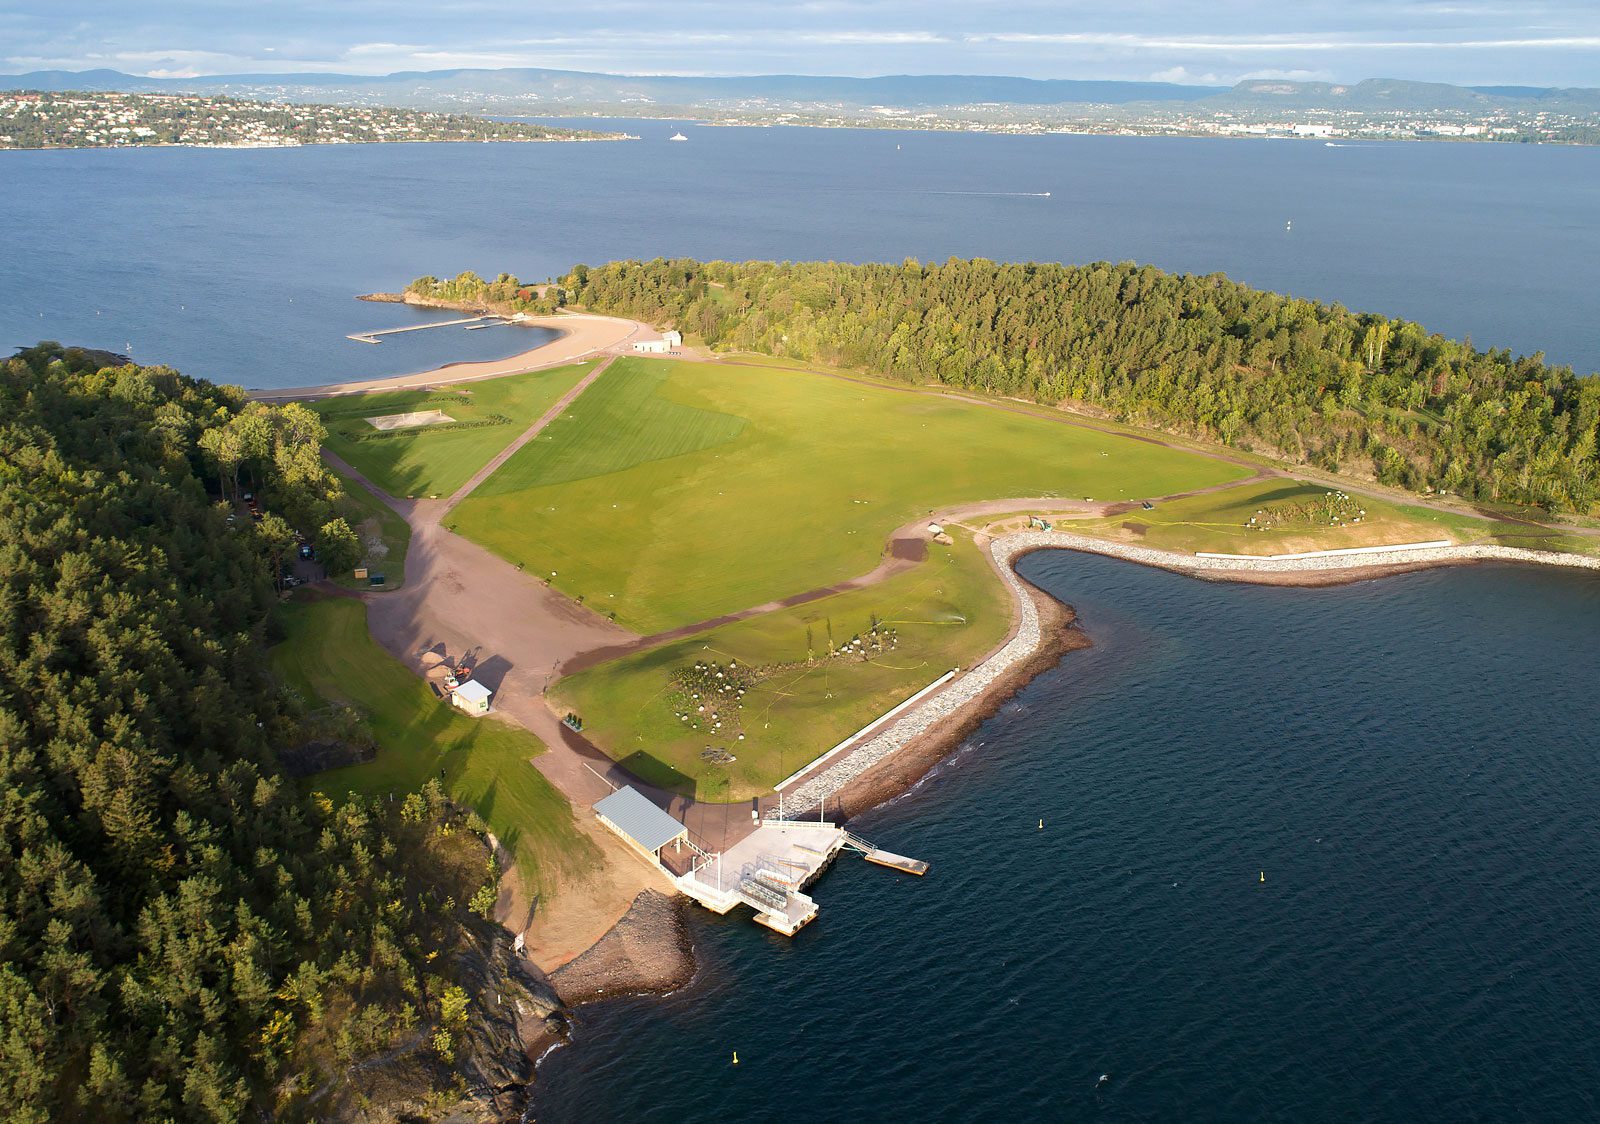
[5,1,1600,87]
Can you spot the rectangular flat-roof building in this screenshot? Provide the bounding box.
[451,678,492,716]
[593,786,687,864]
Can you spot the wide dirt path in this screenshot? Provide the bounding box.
[443,356,615,511]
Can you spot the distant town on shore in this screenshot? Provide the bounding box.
[2,68,1598,146]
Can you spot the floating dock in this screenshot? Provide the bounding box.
[862,850,929,875]
[843,830,929,875]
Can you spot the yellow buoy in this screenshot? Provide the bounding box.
[732,1051,739,1065]
[1259,871,1265,883]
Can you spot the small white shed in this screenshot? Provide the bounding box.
[451,679,492,716]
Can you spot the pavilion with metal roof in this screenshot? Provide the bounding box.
[593,786,687,864]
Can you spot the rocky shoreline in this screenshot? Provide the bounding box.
[784,529,1600,817]
[549,890,696,1006]
[522,528,1600,1113]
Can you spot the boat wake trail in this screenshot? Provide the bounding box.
[923,190,1053,198]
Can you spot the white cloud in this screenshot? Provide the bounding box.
[1149,66,1221,84]
[969,31,1600,52]
[1238,67,1336,81]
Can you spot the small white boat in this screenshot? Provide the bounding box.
[670,131,688,142]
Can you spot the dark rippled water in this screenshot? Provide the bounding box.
[534,553,1600,1122]
[2,123,1598,386]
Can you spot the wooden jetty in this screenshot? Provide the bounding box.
[347,315,495,344]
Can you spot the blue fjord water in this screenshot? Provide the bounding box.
[533,553,1600,1122]
[2,124,1598,1119]
[1,123,1598,385]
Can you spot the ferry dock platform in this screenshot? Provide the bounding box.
[591,786,927,937]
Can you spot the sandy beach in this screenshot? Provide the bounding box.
[249,311,644,400]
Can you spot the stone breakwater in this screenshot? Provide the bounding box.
[783,530,1600,814]
[1022,530,1600,579]
[784,535,1042,814]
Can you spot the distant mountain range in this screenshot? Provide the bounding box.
[4,67,1599,116]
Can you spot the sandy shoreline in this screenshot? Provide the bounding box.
[248,311,643,400]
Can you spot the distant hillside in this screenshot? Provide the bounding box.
[1209,77,1600,113]
[4,67,1599,115]
[3,67,1597,132]
[0,66,1221,108]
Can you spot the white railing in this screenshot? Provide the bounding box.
[772,669,958,791]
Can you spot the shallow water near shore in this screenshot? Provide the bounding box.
[534,552,1600,1122]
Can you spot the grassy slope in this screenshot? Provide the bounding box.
[311,361,594,498]
[452,358,1250,632]
[553,529,1010,801]
[1070,479,1458,555]
[272,598,599,896]
[1054,478,1600,558]
[328,465,411,589]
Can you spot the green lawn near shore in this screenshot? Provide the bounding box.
[552,529,1012,802]
[452,357,1250,632]
[1068,479,1463,556]
[271,598,599,897]
[310,360,594,498]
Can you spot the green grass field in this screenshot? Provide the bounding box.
[1069,479,1462,556]
[328,466,410,589]
[452,357,1250,632]
[553,529,1011,800]
[311,361,594,498]
[271,598,599,896]
[1059,477,1600,559]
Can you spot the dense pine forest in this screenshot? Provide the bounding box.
[0,346,509,1120]
[553,258,1600,513]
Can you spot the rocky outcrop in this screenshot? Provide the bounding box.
[549,891,695,1006]
[310,919,567,1123]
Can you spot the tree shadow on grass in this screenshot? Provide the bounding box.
[619,749,694,798]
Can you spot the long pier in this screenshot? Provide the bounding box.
[347,316,496,344]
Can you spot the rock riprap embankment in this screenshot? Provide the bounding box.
[783,531,1600,814]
